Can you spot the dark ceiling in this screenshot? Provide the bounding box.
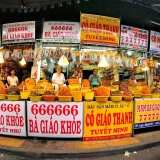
[0,0,160,38]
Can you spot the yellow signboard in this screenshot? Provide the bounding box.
[80,13,120,46]
[83,101,133,141]
[134,99,160,129]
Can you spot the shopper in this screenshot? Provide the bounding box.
[89,69,101,87]
[7,69,19,86]
[52,66,66,90]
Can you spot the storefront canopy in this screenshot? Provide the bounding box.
[0,0,160,33]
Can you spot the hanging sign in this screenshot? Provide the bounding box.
[0,101,26,136]
[80,13,120,46]
[31,66,38,79]
[27,101,83,138]
[2,21,35,43]
[134,99,160,129]
[120,25,148,51]
[42,22,80,43]
[150,30,160,53]
[83,101,133,141]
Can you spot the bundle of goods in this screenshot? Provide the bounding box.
[123,89,133,101]
[0,81,6,94]
[58,87,72,96]
[42,90,56,102]
[151,87,160,98]
[7,86,20,95]
[151,87,160,94]
[102,80,111,86]
[94,86,110,102]
[128,80,137,87]
[58,87,72,102]
[110,90,122,96]
[82,79,90,88]
[7,86,20,101]
[30,90,41,102]
[25,78,35,85]
[95,86,110,96]
[0,81,6,100]
[68,79,79,85]
[119,82,128,91]
[110,90,122,102]
[141,86,151,94]
[141,86,151,98]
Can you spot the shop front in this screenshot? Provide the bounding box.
[0,12,159,141]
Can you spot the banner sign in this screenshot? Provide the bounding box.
[2,21,35,43]
[150,30,160,53]
[134,99,160,129]
[0,101,26,136]
[83,101,133,141]
[120,25,148,50]
[42,21,80,43]
[27,102,83,137]
[80,13,120,46]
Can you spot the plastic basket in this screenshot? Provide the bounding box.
[110,96,122,102]
[30,96,42,102]
[7,95,20,101]
[58,96,72,102]
[84,92,94,101]
[20,91,30,99]
[95,96,108,102]
[0,94,6,100]
[151,94,160,98]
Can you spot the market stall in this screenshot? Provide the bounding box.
[0,13,160,141]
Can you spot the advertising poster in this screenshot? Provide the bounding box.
[42,21,80,43]
[134,99,160,129]
[83,101,133,141]
[150,30,160,53]
[120,25,148,51]
[2,21,35,43]
[27,101,83,137]
[80,13,120,46]
[0,101,26,136]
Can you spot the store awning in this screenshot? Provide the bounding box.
[0,0,160,33]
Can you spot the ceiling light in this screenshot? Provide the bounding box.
[98,54,109,67]
[58,3,62,7]
[20,57,26,66]
[75,0,80,4]
[58,55,69,67]
[50,5,54,8]
[150,20,160,26]
[67,1,71,5]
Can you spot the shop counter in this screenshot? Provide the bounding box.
[134,98,160,129]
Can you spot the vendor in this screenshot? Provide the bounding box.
[89,69,101,87]
[52,66,66,90]
[7,69,19,86]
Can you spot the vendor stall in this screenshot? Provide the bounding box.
[0,13,160,141]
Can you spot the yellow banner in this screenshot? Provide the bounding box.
[134,99,160,129]
[83,101,133,141]
[80,13,120,46]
